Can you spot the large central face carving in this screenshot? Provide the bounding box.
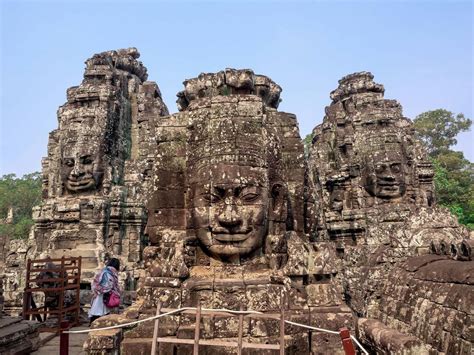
[191,164,269,261]
[60,143,103,194]
[364,150,406,199]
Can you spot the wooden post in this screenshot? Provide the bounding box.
[279,293,285,355]
[308,330,312,353]
[22,259,31,320]
[75,256,82,326]
[22,288,30,321]
[58,256,65,328]
[237,305,244,355]
[339,327,356,355]
[59,320,69,355]
[151,302,162,355]
[193,302,201,355]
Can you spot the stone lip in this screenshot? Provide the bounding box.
[176,68,282,111]
[329,71,385,103]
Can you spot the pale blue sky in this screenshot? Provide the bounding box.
[1,0,472,176]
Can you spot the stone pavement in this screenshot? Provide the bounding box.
[32,326,88,355]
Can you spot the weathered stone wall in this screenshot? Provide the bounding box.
[371,252,473,354]
[0,208,32,314]
[2,239,31,314]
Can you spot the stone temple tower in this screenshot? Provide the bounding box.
[31,48,169,295]
[308,72,471,352]
[81,65,353,353]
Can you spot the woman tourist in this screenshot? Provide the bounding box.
[88,258,121,325]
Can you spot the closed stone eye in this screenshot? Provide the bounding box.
[240,192,260,202]
[202,193,221,203]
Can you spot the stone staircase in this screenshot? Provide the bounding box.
[0,316,41,354]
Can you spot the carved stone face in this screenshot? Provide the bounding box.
[60,143,103,193]
[191,164,270,261]
[364,151,406,199]
[329,186,344,211]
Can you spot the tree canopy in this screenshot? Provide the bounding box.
[413,109,473,229]
[0,172,42,239]
[413,109,472,156]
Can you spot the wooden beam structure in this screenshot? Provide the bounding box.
[22,256,82,333]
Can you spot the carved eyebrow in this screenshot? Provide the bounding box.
[239,186,262,199]
[206,184,261,193]
[241,185,259,192]
[240,186,261,202]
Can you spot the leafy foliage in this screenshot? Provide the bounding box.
[413,109,471,156]
[414,110,473,230]
[0,172,42,239]
[431,154,474,229]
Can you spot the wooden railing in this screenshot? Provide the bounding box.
[151,301,286,355]
[62,298,361,355]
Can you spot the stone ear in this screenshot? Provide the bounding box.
[271,182,286,214]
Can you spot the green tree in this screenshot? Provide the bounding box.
[413,110,473,229]
[432,158,474,228]
[413,109,471,156]
[0,172,42,239]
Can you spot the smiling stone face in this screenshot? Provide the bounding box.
[183,93,289,264]
[60,143,104,194]
[363,150,406,199]
[191,164,270,261]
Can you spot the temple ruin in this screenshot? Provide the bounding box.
[308,72,472,353]
[0,48,472,354]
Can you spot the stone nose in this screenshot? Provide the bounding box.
[377,166,395,180]
[381,173,395,180]
[70,164,85,177]
[218,204,243,231]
